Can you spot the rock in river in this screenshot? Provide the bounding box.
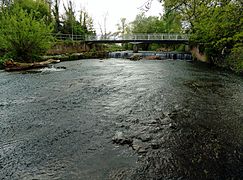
[112,131,133,145]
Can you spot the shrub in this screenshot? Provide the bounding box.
[226,44,243,74]
[0,5,53,62]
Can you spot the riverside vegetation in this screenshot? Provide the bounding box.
[161,0,243,73]
[0,0,242,74]
[0,0,97,69]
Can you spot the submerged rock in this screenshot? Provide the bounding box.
[112,131,133,145]
[132,139,148,153]
[128,54,142,61]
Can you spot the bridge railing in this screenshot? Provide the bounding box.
[85,33,189,41]
[52,33,189,42]
[52,33,85,41]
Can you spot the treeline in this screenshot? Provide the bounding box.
[0,0,95,35]
[0,0,95,62]
[162,0,243,73]
[115,12,183,51]
[118,0,242,73]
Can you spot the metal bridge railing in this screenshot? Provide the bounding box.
[52,33,85,41]
[85,33,189,41]
[51,33,189,42]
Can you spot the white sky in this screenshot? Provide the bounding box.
[61,0,164,33]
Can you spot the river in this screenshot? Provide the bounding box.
[0,59,242,179]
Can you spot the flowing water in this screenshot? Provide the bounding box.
[108,51,192,60]
[0,59,242,179]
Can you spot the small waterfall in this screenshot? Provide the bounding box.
[108,51,192,60]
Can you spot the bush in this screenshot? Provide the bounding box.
[0,5,53,62]
[0,58,6,69]
[226,44,243,74]
[104,44,125,52]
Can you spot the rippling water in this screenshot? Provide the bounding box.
[0,59,242,179]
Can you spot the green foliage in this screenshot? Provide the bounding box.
[0,56,7,68]
[0,53,13,68]
[175,44,186,52]
[0,4,53,62]
[149,43,161,51]
[116,18,128,35]
[14,0,52,24]
[130,13,168,33]
[126,13,182,51]
[60,1,95,36]
[190,2,242,70]
[52,0,61,32]
[127,12,182,51]
[226,44,243,73]
[104,44,125,52]
[163,0,243,72]
[162,12,181,33]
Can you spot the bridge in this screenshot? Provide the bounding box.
[86,34,189,44]
[54,33,189,44]
[54,33,189,53]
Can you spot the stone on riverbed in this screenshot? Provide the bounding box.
[112,131,133,145]
[132,139,148,153]
[145,56,161,60]
[128,54,142,61]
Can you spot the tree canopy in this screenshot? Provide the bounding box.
[0,2,53,61]
[129,12,181,34]
[0,0,96,62]
[162,0,243,72]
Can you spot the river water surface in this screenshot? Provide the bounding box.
[0,59,242,179]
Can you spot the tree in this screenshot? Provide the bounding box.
[0,0,13,9]
[62,0,76,35]
[52,0,61,32]
[192,2,242,67]
[129,12,182,34]
[117,18,128,35]
[0,3,53,62]
[162,0,243,72]
[14,0,52,24]
[61,1,95,36]
[130,13,164,33]
[79,8,95,35]
[98,12,109,38]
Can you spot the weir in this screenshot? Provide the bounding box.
[108,51,193,60]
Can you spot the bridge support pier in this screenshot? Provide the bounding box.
[133,44,138,53]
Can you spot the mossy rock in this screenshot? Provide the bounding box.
[128,54,142,61]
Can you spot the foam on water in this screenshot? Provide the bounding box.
[39,66,65,72]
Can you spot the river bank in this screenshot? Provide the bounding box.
[1,50,193,71]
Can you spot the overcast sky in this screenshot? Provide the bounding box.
[61,0,163,33]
